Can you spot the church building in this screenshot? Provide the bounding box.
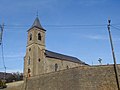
[24,17,88,77]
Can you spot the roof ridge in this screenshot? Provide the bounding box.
[45,50,87,65]
[45,50,79,60]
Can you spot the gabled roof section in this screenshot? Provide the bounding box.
[29,17,46,31]
[45,50,88,65]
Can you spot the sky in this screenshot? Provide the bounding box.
[0,0,120,73]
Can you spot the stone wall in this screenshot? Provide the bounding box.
[24,64,120,90]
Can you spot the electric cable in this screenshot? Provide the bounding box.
[3,23,120,31]
[111,25,120,32]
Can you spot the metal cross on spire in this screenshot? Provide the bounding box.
[36,11,38,17]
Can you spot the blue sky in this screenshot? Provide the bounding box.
[0,0,120,73]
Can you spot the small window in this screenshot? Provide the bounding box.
[38,58,41,62]
[55,63,58,71]
[29,48,31,51]
[67,66,69,69]
[38,33,41,40]
[28,68,31,73]
[28,68,31,77]
[28,57,30,65]
[30,34,32,41]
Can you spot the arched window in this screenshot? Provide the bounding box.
[30,34,32,41]
[67,65,69,69]
[29,48,31,51]
[28,68,31,73]
[38,33,41,40]
[55,63,58,71]
[28,68,31,77]
[38,58,41,62]
[28,57,30,65]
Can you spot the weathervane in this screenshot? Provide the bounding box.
[36,11,38,17]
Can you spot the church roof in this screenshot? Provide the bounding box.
[45,50,87,65]
[29,17,45,31]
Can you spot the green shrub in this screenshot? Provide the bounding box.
[0,80,7,89]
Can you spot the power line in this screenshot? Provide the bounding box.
[2,23,120,32]
[5,24,107,27]
[111,25,120,32]
[3,23,120,31]
[2,24,107,31]
[3,24,107,29]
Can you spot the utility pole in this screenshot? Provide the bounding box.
[107,19,120,90]
[0,24,4,45]
[0,23,6,81]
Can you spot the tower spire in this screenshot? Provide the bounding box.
[30,17,45,31]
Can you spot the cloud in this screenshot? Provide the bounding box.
[0,69,23,73]
[7,69,23,73]
[83,35,108,40]
[83,34,120,41]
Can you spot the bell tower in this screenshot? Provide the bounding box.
[24,17,46,77]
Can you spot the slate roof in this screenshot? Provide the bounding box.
[29,17,45,31]
[45,50,87,65]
